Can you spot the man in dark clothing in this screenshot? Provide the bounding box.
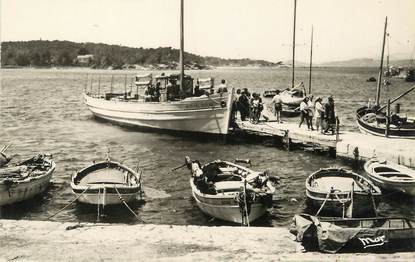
[324,96,336,134]
[238,89,250,121]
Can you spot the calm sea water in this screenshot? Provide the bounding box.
[1,67,414,226]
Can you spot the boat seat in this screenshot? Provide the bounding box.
[214,181,242,193]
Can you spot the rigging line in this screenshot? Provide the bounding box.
[47,186,91,220]
[114,186,145,223]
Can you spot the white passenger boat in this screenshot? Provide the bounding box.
[71,159,142,205]
[84,74,234,135]
[0,154,55,206]
[306,168,382,217]
[83,0,234,135]
[364,158,415,196]
[185,157,277,225]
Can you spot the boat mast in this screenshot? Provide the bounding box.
[375,16,387,106]
[179,0,185,92]
[308,25,313,94]
[291,0,297,89]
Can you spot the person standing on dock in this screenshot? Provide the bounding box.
[238,89,250,121]
[271,90,282,123]
[307,94,315,130]
[314,97,324,133]
[323,96,336,135]
[299,97,312,130]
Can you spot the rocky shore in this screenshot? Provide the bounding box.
[0,220,413,261]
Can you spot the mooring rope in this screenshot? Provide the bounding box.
[315,190,331,216]
[47,186,91,220]
[113,186,145,223]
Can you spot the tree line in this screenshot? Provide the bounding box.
[1,40,276,69]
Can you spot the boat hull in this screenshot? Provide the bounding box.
[306,190,380,216]
[0,166,54,206]
[84,92,233,135]
[192,190,267,224]
[364,159,415,196]
[76,191,140,205]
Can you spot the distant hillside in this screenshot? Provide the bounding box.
[319,58,414,67]
[0,40,277,69]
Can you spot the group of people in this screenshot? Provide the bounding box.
[233,88,264,122]
[298,95,337,134]
[270,90,338,135]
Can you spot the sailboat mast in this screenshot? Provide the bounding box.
[291,0,297,89]
[179,0,184,92]
[308,25,313,94]
[375,16,387,106]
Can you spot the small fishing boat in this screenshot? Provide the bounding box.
[366,77,376,82]
[185,157,277,225]
[356,17,415,138]
[364,158,415,196]
[306,168,382,217]
[280,87,306,106]
[263,90,277,98]
[71,159,142,205]
[291,214,415,253]
[356,105,415,138]
[0,154,55,206]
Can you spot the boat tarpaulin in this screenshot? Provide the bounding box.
[290,214,392,253]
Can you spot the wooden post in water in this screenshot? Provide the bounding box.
[90,75,93,94]
[375,16,388,106]
[98,75,101,97]
[385,99,391,137]
[308,25,313,94]
[291,0,297,89]
[85,74,88,93]
[179,0,185,93]
[110,75,114,95]
[124,74,127,99]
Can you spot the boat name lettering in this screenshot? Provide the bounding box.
[358,235,386,248]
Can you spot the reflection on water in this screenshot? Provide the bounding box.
[0,68,414,226]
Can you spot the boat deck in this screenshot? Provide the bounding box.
[79,169,127,185]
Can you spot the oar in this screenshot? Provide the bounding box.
[170,163,187,172]
[1,144,12,153]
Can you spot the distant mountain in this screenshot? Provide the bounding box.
[319,58,414,67]
[1,40,277,69]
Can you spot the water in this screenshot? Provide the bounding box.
[1,67,414,226]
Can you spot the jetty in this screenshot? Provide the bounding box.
[1,220,414,261]
[234,118,415,168]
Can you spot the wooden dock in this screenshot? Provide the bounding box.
[234,120,415,168]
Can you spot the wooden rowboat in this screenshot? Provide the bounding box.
[71,160,142,205]
[291,214,415,253]
[364,158,415,196]
[185,157,277,225]
[306,168,382,217]
[0,154,55,206]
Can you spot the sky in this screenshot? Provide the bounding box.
[1,0,414,63]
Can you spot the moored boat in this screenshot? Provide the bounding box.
[364,158,415,196]
[290,214,415,253]
[0,154,55,206]
[280,86,306,106]
[71,159,142,205]
[185,157,277,225]
[356,105,415,138]
[83,0,234,135]
[306,168,382,217]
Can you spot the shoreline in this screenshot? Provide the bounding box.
[0,219,413,261]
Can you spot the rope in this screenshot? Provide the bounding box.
[242,179,250,227]
[315,190,331,216]
[114,186,145,223]
[47,186,91,220]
